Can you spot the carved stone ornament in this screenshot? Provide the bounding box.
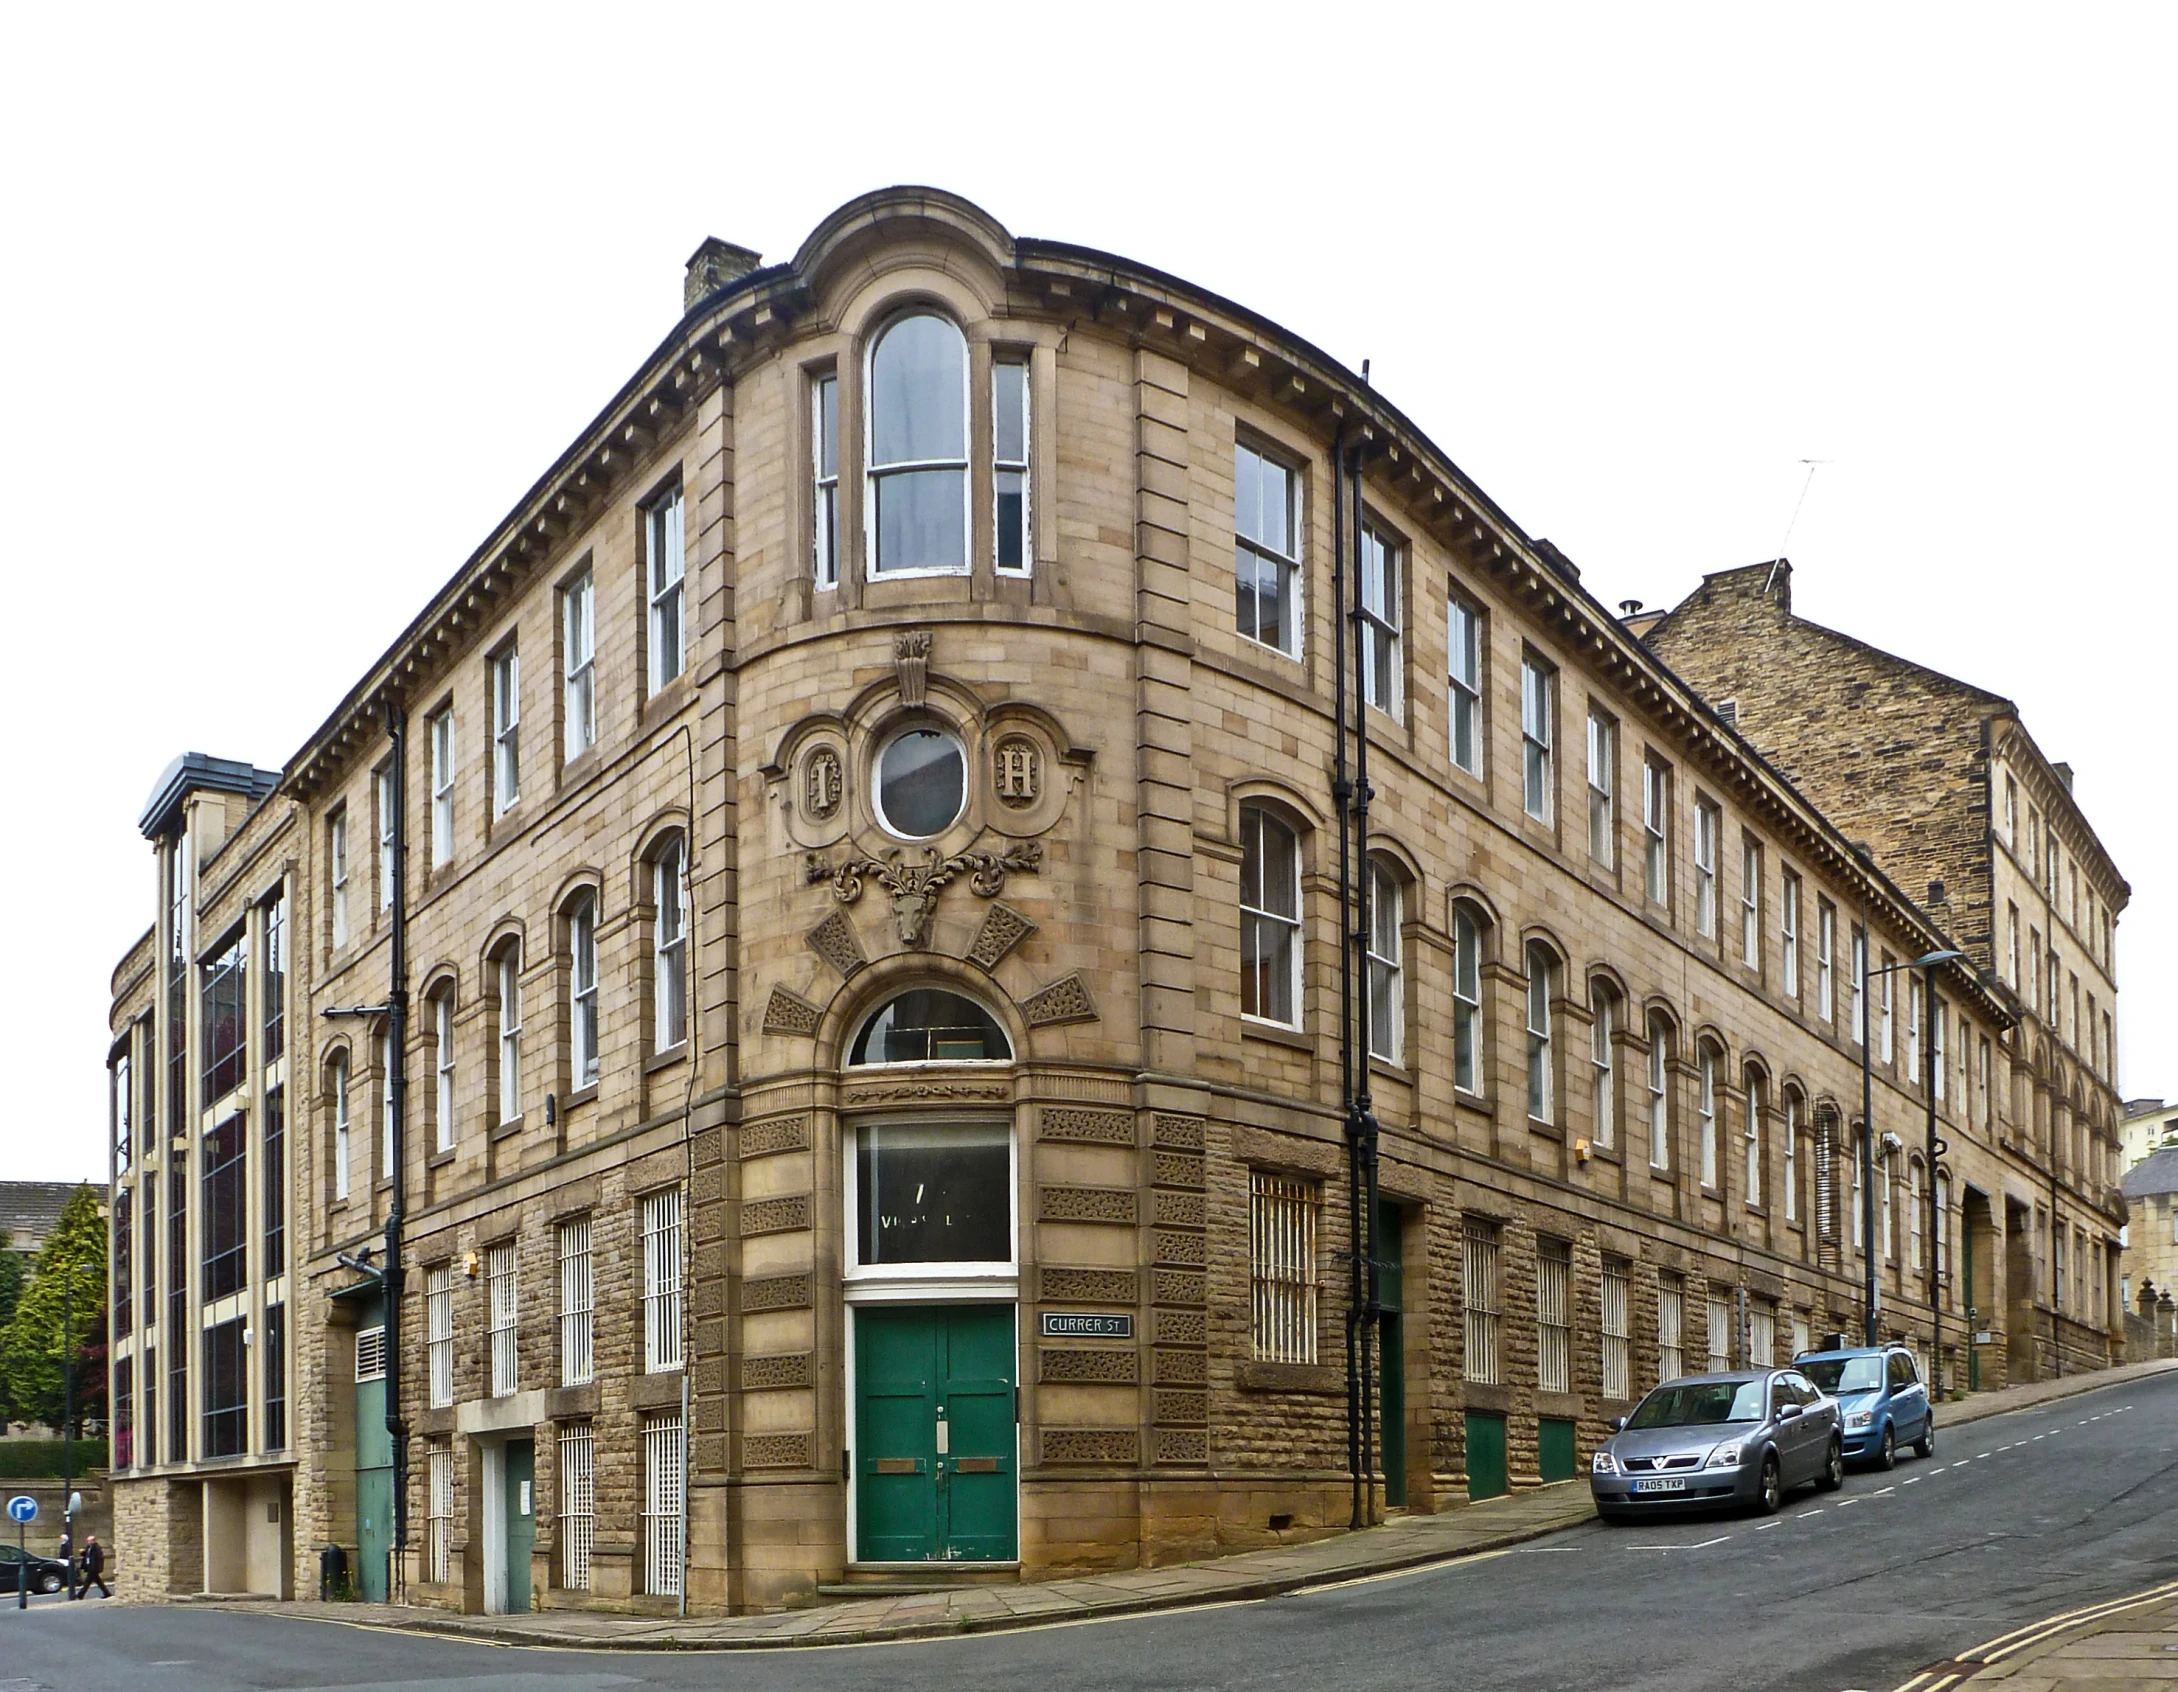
[993,735,1041,808]
[1021,971,1098,1027]
[761,985,824,1037]
[967,901,1037,970]
[803,747,843,821]
[805,908,867,977]
[807,841,1043,948]
[895,629,932,706]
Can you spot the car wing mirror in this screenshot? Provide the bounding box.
[1609,1416,1627,1433]
[1777,1403,1802,1420]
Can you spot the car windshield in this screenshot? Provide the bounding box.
[1627,1380,1767,1428]
[1802,1356,1883,1394]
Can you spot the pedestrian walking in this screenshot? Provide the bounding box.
[72,1534,109,1600]
[56,1530,73,1598]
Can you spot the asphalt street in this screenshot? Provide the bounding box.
[8,1371,2177,1692]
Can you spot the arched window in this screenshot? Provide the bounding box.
[431,984,457,1155]
[1525,943,1556,1123]
[330,1052,351,1203]
[1909,1157,1925,1272]
[1744,1069,1766,1210]
[1590,981,1619,1151]
[1697,1043,1721,1188]
[849,988,1011,1065]
[1240,805,1301,1027]
[1782,1086,1803,1224]
[650,837,688,1053]
[867,313,969,575]
[1935,1169,1953,1294]
[1646,1014,1674,1170]
[567,892,600,1090]
[1366,859,1403,1064]
[493,941,522,1126]
[1882,1141,1897,1262]
[1453,902,1488,1094]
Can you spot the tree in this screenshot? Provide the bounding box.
[0,1186,108,1434]
[0,1246,25,1334]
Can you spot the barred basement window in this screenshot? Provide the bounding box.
[558,1218,593,1388]
[642,1190,683,1373]
[1601,1262,1630,1400]
[1250,1172,1318,1364]
[488,1241,518,1398]
[642,1411,685,1599]
[427,1439,454,1585]
[1657,1277,1684,1383]
[355,1324,388,1383]
[1537,1241,1571,1394]
[1463,1221,1501,1386]
[1706,1294,1731,1372]
[1750,1300,1776,1368]
[427,1264,454,1408]
[559,1422,595,1592]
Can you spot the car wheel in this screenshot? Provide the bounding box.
[1756,1453,1783,1515]
[36,1571,62,1595]
[1875,1423,1897,1471]
[1818,1438,1845,1491]
[1915,1418,1935,1460]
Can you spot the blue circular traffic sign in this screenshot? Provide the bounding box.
[5,1496,35,1525]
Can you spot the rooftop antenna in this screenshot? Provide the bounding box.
[1765,459,1830,596]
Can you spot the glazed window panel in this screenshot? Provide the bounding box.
[1643,761,1670,905]
[857,1122,1011,1267]
[994,355,1030,574]
[1367,861,1402,1064]
[1521,657,1555,823]
[492,648,521,815]
[1647,1017,1672,1169]
[1234,441,1300,655]
[262,894,286,1063]
[200,924,247,1106]
[570,895,599,1090]
[331,1055,351,1202]
[1745,1074,1765,1209]
[563,570,596,759]
[497,952,522,1123]
[1780,872,1800,997]
[1359,522,1401,716]
[429,709,455,867]
[1239,806,1301,1026]
[1586,711,1615,866]
[1251,1172,1319,1364]
[1447,591,1483,774]
[869,314,969,575]
[648,487,686,691]
[654,841,687,1052]
[201,1110,247,1302]
[1453,907,1484,1093]
[812,371,840,589]
[1698,1048,1719,1189]
[433,991,455,1155]
[1783,1092,1800,1223]
[1692,801,1718,937]
[376,765,395,912]
[1525,945,1555,1123]
[1590,988,1616,1150]
[1740,837,1761,967]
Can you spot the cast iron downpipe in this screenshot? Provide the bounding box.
[1347,437,1381,1529]
[1861,919,1878,1346]
[1331,422,1361,1530]
[1924,959,1943,1399]
[383,697,411,1599]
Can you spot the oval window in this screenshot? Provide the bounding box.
[849,989,1011,1065]
[875,727,966,838]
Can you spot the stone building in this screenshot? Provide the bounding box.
[2123,1098,2178,1171]
[2120,1147,2178,1312]
[105,188,2126,1614]
[1646,565,2129,1382]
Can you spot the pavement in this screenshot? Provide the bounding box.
[1898,1583,2178,1691]
[201,1355,2178,1654]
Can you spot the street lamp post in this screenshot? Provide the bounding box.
[1860,947,1963,1348]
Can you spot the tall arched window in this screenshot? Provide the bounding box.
[1782,1087,1803,1224]
[568,892,600,1090]
[1525,943,1556,1123]
[1850,1128,1866,1251]
[651,838,688,1053]
[1590,982,1618,1151]
[867,313,969,575]
[1744,1069,1766,1210]
[1453,904,1487,1094]
[1697,1043,1720,1188]
[1909,1157,1925,1271]
[432,986,456,1155]
[494,942,523,1126]
[330,1052,351,1203]
[1647,1014,1673,1170]
[1240,805,1301,1027]
[1366,859,1402,1064]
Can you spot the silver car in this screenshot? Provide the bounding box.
[1590,1369,1844,1520]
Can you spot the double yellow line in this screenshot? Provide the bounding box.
[1891,1576,2178,1691]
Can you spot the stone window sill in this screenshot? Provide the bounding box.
[1242,1020,1312,1054]
[1236,1360,1341,1395]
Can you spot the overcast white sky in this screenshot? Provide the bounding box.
[5,5,2171,1181]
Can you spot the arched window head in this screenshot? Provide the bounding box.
[849,988,1011,1066]
[1646,1014,1674,1171]
[1239,805,1302,1027]
[1366,860,1402,1064]
[1452,903,1488,1093]
[868,313,969,575]
[1524,943,1556,1123]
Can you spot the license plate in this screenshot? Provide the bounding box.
[1633,1477,1687,1493]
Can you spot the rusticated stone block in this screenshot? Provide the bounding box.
[1038,1346,1138,1384]
[1040,1428,1137,1466]
[741,1352,812,1390]
[743,1432,813,1469]
[1039,1186,1137,1224]
[741,1273,812,1313]
[741,1195,810,1236]
[1039,1266,1136,1304]
[739,1115,811,1159]
[1039,1108,1134,1146]
[1152,1114,1206,1151]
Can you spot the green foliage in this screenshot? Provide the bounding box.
[0,1249,24,1333]
[0,1187,108,1431]
[0,1437,107,1476]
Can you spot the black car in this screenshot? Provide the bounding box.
[0,1543,69,1595]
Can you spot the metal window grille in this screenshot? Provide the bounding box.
[558,1218,593,1387]
[1250,1173,1318,1363]
[642,1191,683,1373]
[642,1411,685,1598]
[488,1242,518,1397]
[427,1439,454,1584]
[1707,1295,1731,1371]
[355,1324,387,1383]
[1657,1281,1684,1382]
[559,1422,595,1592]
[1462,1222,1501,1386]
[1601,1264,1630,1399]
[1750,1302,1776,1368]
[427,1265,454,1408]
[1537,1243,1571,1394]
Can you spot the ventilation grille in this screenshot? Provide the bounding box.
[355,1324,387,1383]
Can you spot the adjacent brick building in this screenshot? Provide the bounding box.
[105,188,2126,1615]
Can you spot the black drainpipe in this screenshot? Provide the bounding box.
[383,696,411,1597]
[1347,430,1380,1529]
[1331,421,1361,1531]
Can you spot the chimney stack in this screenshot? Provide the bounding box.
[684,237,763,312]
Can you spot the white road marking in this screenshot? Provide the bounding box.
[1976,1452,1992,1460]
[2033,1434,2046,1441]
[1797,1509,1824,1518]
[1837,1498,1859,1508]
[1755,1521,1780,1531]
[1875,1486,1896,1496]
[1903,1476,1921,1485]
[1623,1535,1730,1551]
[1952,1461,1973,1469]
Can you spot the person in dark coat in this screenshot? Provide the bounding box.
[72,1534,109,1599]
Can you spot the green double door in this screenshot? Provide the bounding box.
[354,1301,392,1602]
[855,1305,1017,1562]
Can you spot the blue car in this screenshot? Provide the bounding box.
[1794,1345,1934,1468]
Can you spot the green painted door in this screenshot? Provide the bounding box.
[1538,1417,1577,1483]
[354,1304,391,1602]
[855,1305,1017,1561]
[1466,1412,1507,1501]
[504,1440,534,1612]
[1374,1195,1406,1507]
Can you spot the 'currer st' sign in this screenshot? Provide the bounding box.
[1040,1312,1133,1339]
